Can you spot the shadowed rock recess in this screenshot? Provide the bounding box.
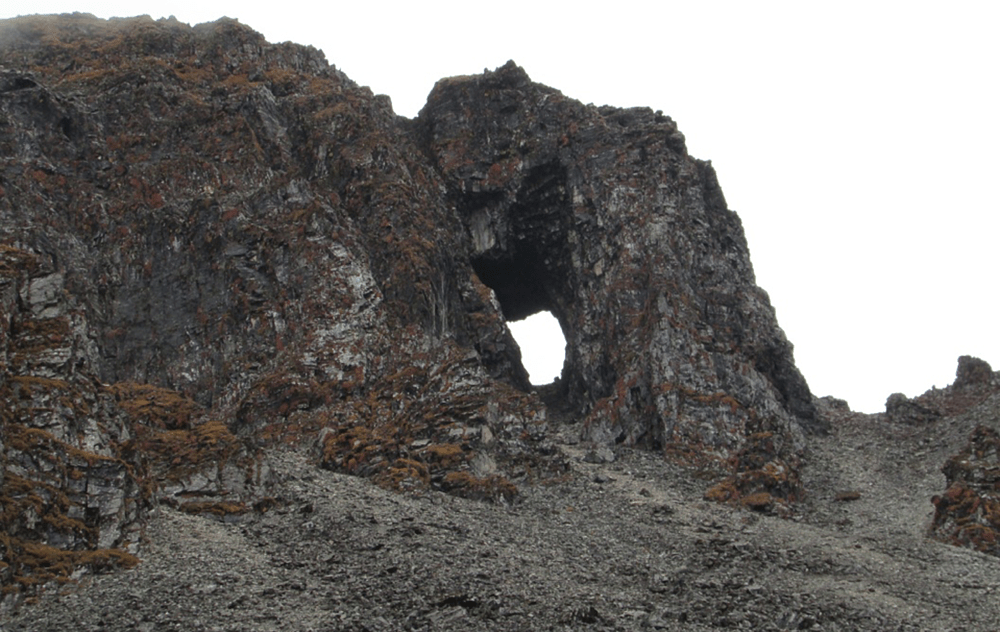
[4,15,999,629]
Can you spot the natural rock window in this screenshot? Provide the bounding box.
[463,160,576,392]
[508,310,566,385]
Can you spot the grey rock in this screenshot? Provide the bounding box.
[885,392,942,424]
[1,17,998,631]
[955,355,994,390]
[582,446,616,464]
[24,273,65,318]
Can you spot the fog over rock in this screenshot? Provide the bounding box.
[2,15,999,630]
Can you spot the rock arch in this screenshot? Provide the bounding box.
[421,61,822,451]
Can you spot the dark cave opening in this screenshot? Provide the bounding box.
[470,250,551,323]
[463,160,577,404]
[471,249,568,387]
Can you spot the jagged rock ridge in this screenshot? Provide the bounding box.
[0,14,820,595]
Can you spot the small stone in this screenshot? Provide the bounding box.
[470,452,498,477]
[646,612,672,629]
[582,446,615,464]
[834,491,861,502]
[25,273,66,318]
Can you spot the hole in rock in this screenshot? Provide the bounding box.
[508,310,566,385]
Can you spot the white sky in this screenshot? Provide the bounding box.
[3,1,998,412]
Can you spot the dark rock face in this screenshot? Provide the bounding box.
[0,14,818,595]
[0,246,144,585]
[885,391,942,424]
[419,62,820,453]
[955,355,994,390]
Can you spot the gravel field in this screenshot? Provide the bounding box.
[7,392,1000,632]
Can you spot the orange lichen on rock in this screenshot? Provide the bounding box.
[930,425,1000,556]
[702,418,802,515]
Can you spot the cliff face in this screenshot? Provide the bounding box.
[0,14,818,593]
[419,62,820,445]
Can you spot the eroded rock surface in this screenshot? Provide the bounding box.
[913,358,1000,555]
[931,424,1000,555]
[0,244,145,589]
[16,14,1000,621]
[419,62,819,445]
[1,14,1000,628]
[0,11,823,596]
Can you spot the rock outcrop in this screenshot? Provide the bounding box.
[0,14,818,596]
[886,356,998,425]
[872,354,1000,558]
[918,357,1000,555]
[418,61,820,445]
[931,423,1000,555]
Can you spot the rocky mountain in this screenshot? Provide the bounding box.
[1,14,998,630]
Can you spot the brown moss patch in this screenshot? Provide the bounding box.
[931,482,1000,556]
[10,318,72,356]
[703,479,738,504]
[130,419,240,484]
[0,468,137,595]
[740,492,774,511]
[317,341,554,501]
[237,372,330,428]
[108,382,204,429]
[702,419,803,516]
[425,443,466,468]
[0,537,138,594]
[4,423,121,467]
[930,426,1000,556]
[373,459,430,491]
